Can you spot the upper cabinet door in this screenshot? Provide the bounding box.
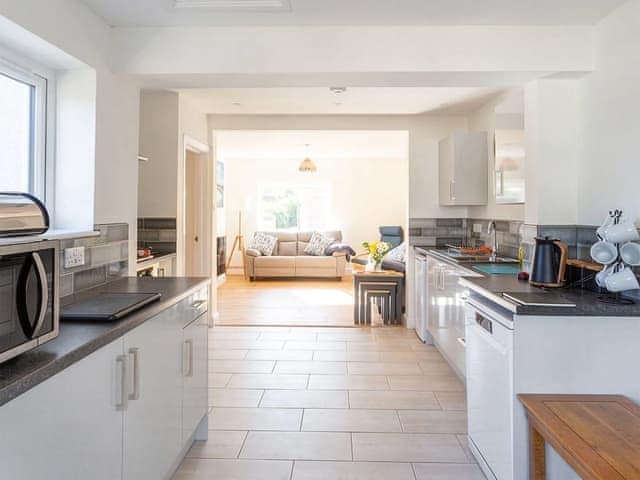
[123,303,184,480]
[0,338,125,480]
[439,131,488,206]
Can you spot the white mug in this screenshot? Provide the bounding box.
[605,267,640,292]
[596,264,614,288]
[590,241,618,265]
[596,215,614,240]
[620,242,640,266]
[605,218,639,244]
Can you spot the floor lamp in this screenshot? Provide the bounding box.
[226,211,246,278]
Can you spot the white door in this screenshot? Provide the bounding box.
[123,303,183,480]
[182,313,209,443]
[185,150,209,277]
[0,338,124,480]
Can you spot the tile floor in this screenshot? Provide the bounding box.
[173,325,486,480]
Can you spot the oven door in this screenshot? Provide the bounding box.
[0,241,58,363]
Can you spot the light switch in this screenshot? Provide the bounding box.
[64,246,86,269]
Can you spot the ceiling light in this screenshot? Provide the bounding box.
[329,87,347,94]
[231,102,241,106]
[298,144,317,173]
[173,0,291,10]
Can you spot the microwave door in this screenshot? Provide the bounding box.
[16,253,49,339]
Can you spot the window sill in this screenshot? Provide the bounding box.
[0,229,99,246]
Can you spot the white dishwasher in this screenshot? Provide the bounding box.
[465,297,514,480]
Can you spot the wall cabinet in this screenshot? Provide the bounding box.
[439,131,488,206]
[0,285,209,480]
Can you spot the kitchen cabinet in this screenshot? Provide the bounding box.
[158,254,176,277]
[439,131,488,206]
[123,301,184,480]
[0,338,125,480]
[0,284,209,480]
[182,313,209,444]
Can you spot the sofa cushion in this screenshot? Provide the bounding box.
[297,231,343,255]
[295,255,336,268]
[255,256,296,268]
[304,232,335,256]
[250,232,278,256]
[278,241,297,257]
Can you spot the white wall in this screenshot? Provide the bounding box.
[224,154,408,268]
[208,114,469,221]
[577,0,640,225]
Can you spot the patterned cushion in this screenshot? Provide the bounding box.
[303,232,335,256]
[387,242,406,263]
[250,232,278,256]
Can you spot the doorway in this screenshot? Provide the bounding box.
[185,148,208,277]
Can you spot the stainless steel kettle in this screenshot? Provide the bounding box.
[530,237,568,288]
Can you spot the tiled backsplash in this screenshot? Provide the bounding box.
[59,223,129,298]
[138,217,177,255]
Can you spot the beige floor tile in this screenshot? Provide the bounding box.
[174,458,292,480]
[347,361,422,376]
[274,360,347,375]
[302,408,402,432]
[419,360,457,375]
[209,332,260,341]
[240,432,352,461]
[316,332,376,342]
[261,389,349,409]
[399,410,468,434]
[210,340,285,350]
[209,407,302,431]
[210,360,276,374]
[413,463,486,480]
[208,349,248,360]
[388,375,465,392]
[352,433,469,463]
[259,331,318,341]
[435,392,467,411]
[227,374,309,390]
[208,373,232,388]
[313,350,380,362]
[245,350,313,361]
[209,389,264,408]
[186,431,247,459]
[379,351,433,362]
[292,461,415,480]
[349,390,440,410]
[348,342,412,352]
[308,374,388,391]
[284,341,346,351]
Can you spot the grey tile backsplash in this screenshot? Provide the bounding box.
[59,223,129,298]
[138,217,177,255]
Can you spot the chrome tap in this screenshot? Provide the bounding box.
[487,220,498,262]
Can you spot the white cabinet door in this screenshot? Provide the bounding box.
[123,303,183,480]
[0,338,125,480]
[182,313,209,443]
[439,131,488,206]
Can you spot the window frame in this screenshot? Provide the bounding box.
[257,183,332,232]
[0,54,52,205]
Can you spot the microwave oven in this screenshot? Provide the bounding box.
[0,240,59,363]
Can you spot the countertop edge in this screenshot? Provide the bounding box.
[0,277,210,407]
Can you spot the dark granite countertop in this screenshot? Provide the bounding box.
[0,276,210,407]
[414,246,640,317]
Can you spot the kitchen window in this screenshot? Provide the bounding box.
[0,59,48,199]
[258,185,331,232]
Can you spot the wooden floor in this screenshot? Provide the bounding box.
[217,275,357,327]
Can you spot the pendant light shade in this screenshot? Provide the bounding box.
[298,156,317,173]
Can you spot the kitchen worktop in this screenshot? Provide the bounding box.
[415,246,640,317]
[0,276,209,407]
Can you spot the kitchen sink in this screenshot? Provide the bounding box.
[442,251,519,264]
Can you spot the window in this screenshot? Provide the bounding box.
[258,185,331,231]
[0,59,47,198]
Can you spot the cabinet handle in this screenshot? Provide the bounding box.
[457,337,467,348]
[191,299,208,310]
[440,269,446,290]
[183,340,194,377]
[449,180,456,201]
[115,355,128,411]
[128,348,140,401]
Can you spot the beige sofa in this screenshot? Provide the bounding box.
[245,231,347,280]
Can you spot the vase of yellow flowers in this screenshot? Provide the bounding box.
[362,240,393,272]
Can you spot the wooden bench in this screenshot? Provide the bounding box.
[518,394,640,480]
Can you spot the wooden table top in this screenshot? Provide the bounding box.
[353,270,404,278]
[518,394,640,480]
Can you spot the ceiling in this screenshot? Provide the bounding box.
[81,0,624,27]
[216,130,409,160]
[179,86,503,115]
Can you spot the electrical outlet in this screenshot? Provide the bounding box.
[473,223,483,234]
[64,246,85,269]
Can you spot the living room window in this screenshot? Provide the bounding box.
[0,58,48,199]
[258,185,331,231]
